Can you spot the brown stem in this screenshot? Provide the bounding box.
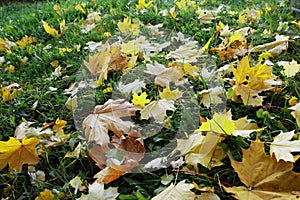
[171,169,233,187]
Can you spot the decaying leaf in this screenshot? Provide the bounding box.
[278,59,300,77]
[159,87,183,100]
[152,180,196,200]
[77,181,119,200]
[116,79,146,95]
[82,99,139,145]
[167,41,203,63]
[251,35,289,57]
[199,86,224,108]
[0,137,40,172]
[231,56,280,106]
[176,132,225,169]
[145,62,184,87]
[224,140,300,199]
[270,130,300,162]
[141,99,175,123]
[289,103,300,127]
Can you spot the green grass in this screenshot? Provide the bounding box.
[0,0,300,199]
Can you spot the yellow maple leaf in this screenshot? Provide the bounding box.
[16,36,37,49]
[288,96,298,106]
[199,113,236,135]
[231,56,279,106]
[159,87,182,100]
[42,21,60,37]
[52,118,67,132]
[175,0,188,10]
[136,0,153,10]
[117,17,140,36]
[132,92,150,108]
[278,59,300,78]
[35,189,54,200]
[0,137,40,172]
[121,40,140,55]
[258,51,273,62]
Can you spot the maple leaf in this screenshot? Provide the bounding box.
[35,189,54,200]
[232,117,263,137]
[145,62,184,87]
[77,181,119,200]
[52,118,67,132]
[117,17,140,36]
[0,38,16,52]
[176,132,225,169]
[131,92,150,108]
[289,103,300,127]
[121,40,140,55]
[136,0,153,10]
[231,56,280,106]
[116,79,146,95]
[270,130,300,162]
[199,86,224,108]
[1,82,22,102]
[167,41,202,63]
[199,113,236,135]
[152,180,196,200]
[42,21,60,37]
[141,99,175,123]
[251,35,289,57]
[159,87,183,100]
[0,137,40,172]
[225,140,300,199]
[69,176,86,194]
[84,42,127,82]
[278,59,300,77]
[82,99,139,145]
[83,41,111,79]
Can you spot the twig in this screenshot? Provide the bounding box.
[171,169,233,187]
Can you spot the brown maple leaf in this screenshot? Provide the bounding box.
[224,140,300,199]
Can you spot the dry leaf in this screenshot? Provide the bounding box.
[231,56,280,106]
[270,130,300,162]
[199,86,224,108]
[199,113,236,135]
[251,35,289,57]
[152,180,196,200]
[116,79,146,95]
[141,99,175,123]
[278,59,300,77]
[117,17,140,36]
[145,62,184,87]
[159,87,182,100]
[232,117,263,137]
[0,137,39,172]
[289,103,300,127]
[42,21,60,37]
[167,41,202,63]
[82,99,138,145]
[225,140,300,199]
[77,181,119,200]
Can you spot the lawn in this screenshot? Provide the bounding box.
[0,0,300,199]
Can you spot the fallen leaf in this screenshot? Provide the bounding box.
[141,99,175,123]
[117,17,140,36]
[270,130,300,162]
[152,180,196,200]
[251,35,289,57]
[167,41,202,63]
[159,87,183,100]
[278,59,300,77]
[288,103,300,127]
[225,140,300,199]
[0,137,40,172]
[145,62,184,87]
[116,79,146,95]
[136,0,153,10]
[82,99,139,145]
[35,189,54,200]
[69,176,86,194]
[199,113,236,135]
[42,21,60,37]
[77,181,119,200]
[232,117,263,137]
[231,56,280,106]
[199,86,224,108]
[131,92,151,108]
